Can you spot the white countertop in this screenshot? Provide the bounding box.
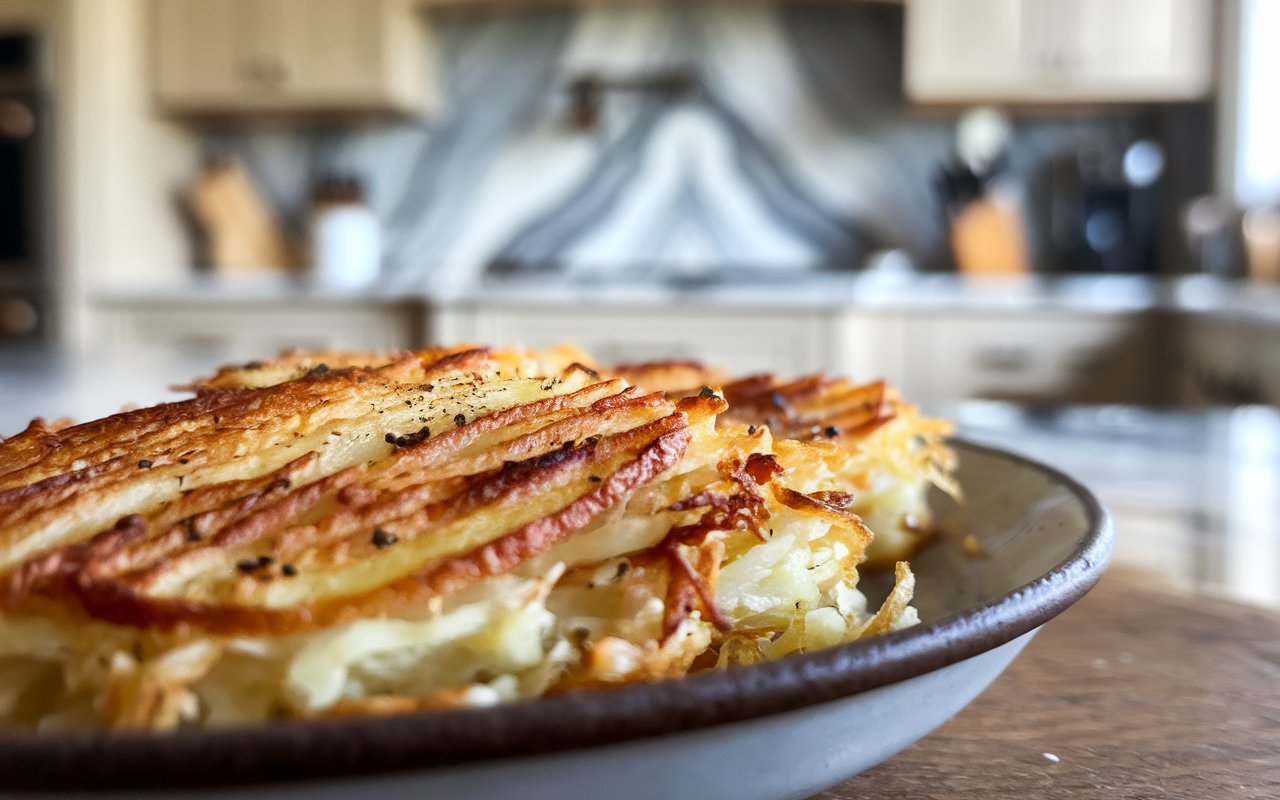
[92,273,1280,322]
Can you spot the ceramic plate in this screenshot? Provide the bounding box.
[0,440,1112,798]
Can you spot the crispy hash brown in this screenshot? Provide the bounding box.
[0,345,955,731]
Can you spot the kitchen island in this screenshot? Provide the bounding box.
[91,271,1280,322]
[1,348,1277,798]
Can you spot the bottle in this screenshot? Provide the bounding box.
[310,176,382,289]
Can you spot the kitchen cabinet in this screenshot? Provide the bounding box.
[433,304,844,378]
[1176,314,1280,406]
[151,0,435,117]
[901,312,1159,404]
[1254,324,1280,407]
[433,304,1168,404]
[151,0,243,104]
[905,0,1214,103]
[96,301,420,364]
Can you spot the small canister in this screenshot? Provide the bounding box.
[310,176,382,289]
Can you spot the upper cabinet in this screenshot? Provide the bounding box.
[905,0,1214,103]
[151,0,437,118]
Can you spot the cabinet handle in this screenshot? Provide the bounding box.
[972,346,1032,373]
[269,60,289,87]
[240,58,288,89]
[1043,50,1070,77]
[1065,348,1111,375]
[1193,368,1263,405]
[241,58,268,85]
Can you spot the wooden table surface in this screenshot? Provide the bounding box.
[821,570,1280,799]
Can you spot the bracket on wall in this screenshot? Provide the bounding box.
[566,67,699,129]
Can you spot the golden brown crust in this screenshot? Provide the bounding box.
[1,371,689,636]
[606,361,732,395]
[719,374,893,442]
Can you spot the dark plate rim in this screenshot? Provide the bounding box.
[0,439,1113,792]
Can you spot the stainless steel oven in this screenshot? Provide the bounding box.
[0,32,48,343]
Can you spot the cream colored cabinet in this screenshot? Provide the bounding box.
[1066,0,1210,95]
[1254,323,1280,407]
[1176,314,1280,406]
[905,0,1213,103]
[433,304,842,378]
[274,0,391,100]
[152,0,244,104]
[903,0,1029,101]
[902,312,1158,404]
[1174,314,1248,405]
[152,0,435,117]
[97,301,420,364]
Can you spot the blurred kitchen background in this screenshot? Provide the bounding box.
[1,0,1278,407]
[0,0,1279,606]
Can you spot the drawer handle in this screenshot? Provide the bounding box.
[1193,368,1262,405]
[972,346,1032,373]
[1064,348,1112,374]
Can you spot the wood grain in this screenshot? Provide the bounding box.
[820,570,1280,799]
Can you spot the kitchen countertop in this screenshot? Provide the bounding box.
[93,273,419,305]
[3,349,1278,798]
[92,273,1280,322]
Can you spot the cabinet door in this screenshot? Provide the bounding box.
[905,0,1033,101]
[905,0,1213,103]
[442,306,837,378]
[270,0,388,100]
[152,0,251,104]
[152,0,429,116]
[1065,0,1212,99]
[102,304,418,365]
[1254,325,1280,408]
[907,313,1156,404]
[1174,315,1243,406]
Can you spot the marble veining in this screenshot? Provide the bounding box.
[202,3,1192,288]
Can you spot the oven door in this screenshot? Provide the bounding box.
[0,86,49,344]
[0,89,42,281]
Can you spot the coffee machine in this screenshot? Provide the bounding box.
[1033,139,1165,275]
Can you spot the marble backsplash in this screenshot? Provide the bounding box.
[202,2,1209,290]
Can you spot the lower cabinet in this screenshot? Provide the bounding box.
[95,298,1273,408]
[95,301,420,364]
[1255,324,1280,407]
[436,304,1166,404]
[433,304,844,378]
[1176,314,1280,407]
[900,312,1161,405]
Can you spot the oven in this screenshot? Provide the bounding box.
[0,31,48,343]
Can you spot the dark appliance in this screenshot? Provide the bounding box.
[0,32,49,342]
[1035,140,1165,275]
